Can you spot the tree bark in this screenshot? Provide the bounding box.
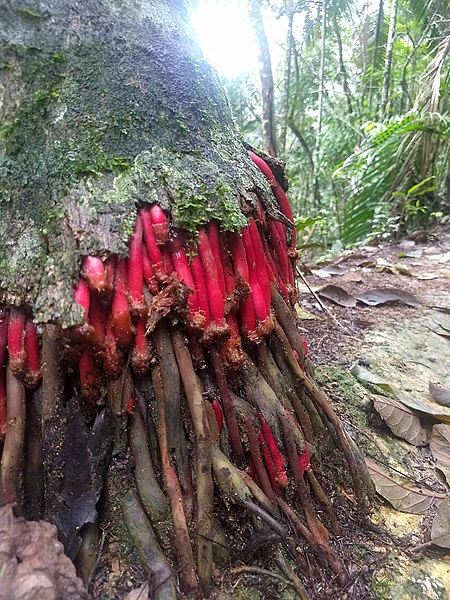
[380,0,398,118]
[0,0,283,324]
[248,0,278,157]
[0,2,370,598]
[367,0,384,113]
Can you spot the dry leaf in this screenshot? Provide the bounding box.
[318,285,356,307]
[351,365,450,422]
[294,305,318,320]
[351,365,395,393]
[355,288,420,307]
[365,457,446,514]
[429,382,450,407]
[429,424,450,485]
[430,496,450,548]
[373,395,427,446]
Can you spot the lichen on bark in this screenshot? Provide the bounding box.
[0,0,282,326]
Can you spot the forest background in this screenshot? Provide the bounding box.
[194,0,450,254]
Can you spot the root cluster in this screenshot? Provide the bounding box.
[0,152,369,599]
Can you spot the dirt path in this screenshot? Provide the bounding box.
[298,226,450,599]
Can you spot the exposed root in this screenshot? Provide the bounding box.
[0,367,26,509]
[172,329,214,595]
[121,487,177,600]
[152,363,199,595]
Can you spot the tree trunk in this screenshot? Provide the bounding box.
[280,0,295,154]
[367,0,384,113]
[313,0,327,208]
[380,0,398,119]
[0,1,370,598]
[248,0,278,157]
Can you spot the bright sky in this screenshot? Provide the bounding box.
[191,0,259,78]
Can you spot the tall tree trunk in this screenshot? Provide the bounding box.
[367,0,384,113]
[248,0,278,157]
[313,0,328,208]
[280,0,295,154]
[332,13,354,116]
[0,1,370,598]
[380,0,398,118]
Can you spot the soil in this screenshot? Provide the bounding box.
[295,225,450,600]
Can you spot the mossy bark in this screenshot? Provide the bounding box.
[0,0,282,326]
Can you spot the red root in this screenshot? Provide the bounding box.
[190,255,210,329]
[258,430,282,496]
[7,309,26,377]
[150,204,169,244]
[24,320,41,389]
[206,221,226,299]
[81,256,107,293]
[269,221,290,286]
[161,247,174,275]
[248,150,296,249]
[104,315,123,377]
[170,231,204,330]
[128,214,146,316]
[0,367,6,442]
[111,258,134,349]
[211,399,224,434]
[259,414,288,487]
[0,309,9,368]
[131,316,151,375]
[140,207,165,279]
[142,245,159,294]
[197,228,227,330]
[79,348,101,401]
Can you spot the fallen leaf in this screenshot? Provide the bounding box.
[355,288,421,307]
[372,395,427,446]
[429,252,450,264]
[295,305,318,320]
[311,269,332,279]
[397,249,424,259]
[417,273,439,280]
[430,496,450,548]
[429,382,450,407]
[394,265,413,276]
[365,457,446,514]
[429,424,450,485]
[312,265,345,278]
[318,285,356,307]
[351,364,396,393]
[351,365,450,422]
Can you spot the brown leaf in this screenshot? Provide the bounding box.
[429,382,450,407]
[351,365,450,422]
[318,285,356,307]
[372,395,427,446]
[355,288,421,307]
[429,424,450,485]
[365,457,446,514]
[430,496,450,548]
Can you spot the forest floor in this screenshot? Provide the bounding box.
[297,224,450,599]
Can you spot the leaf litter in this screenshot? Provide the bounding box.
[298,226,450,595]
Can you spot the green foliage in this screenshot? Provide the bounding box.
[222,0,450,249]
[335,112,450,243]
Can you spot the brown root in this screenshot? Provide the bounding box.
[172,329,214,595]
[0,367,26,510]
